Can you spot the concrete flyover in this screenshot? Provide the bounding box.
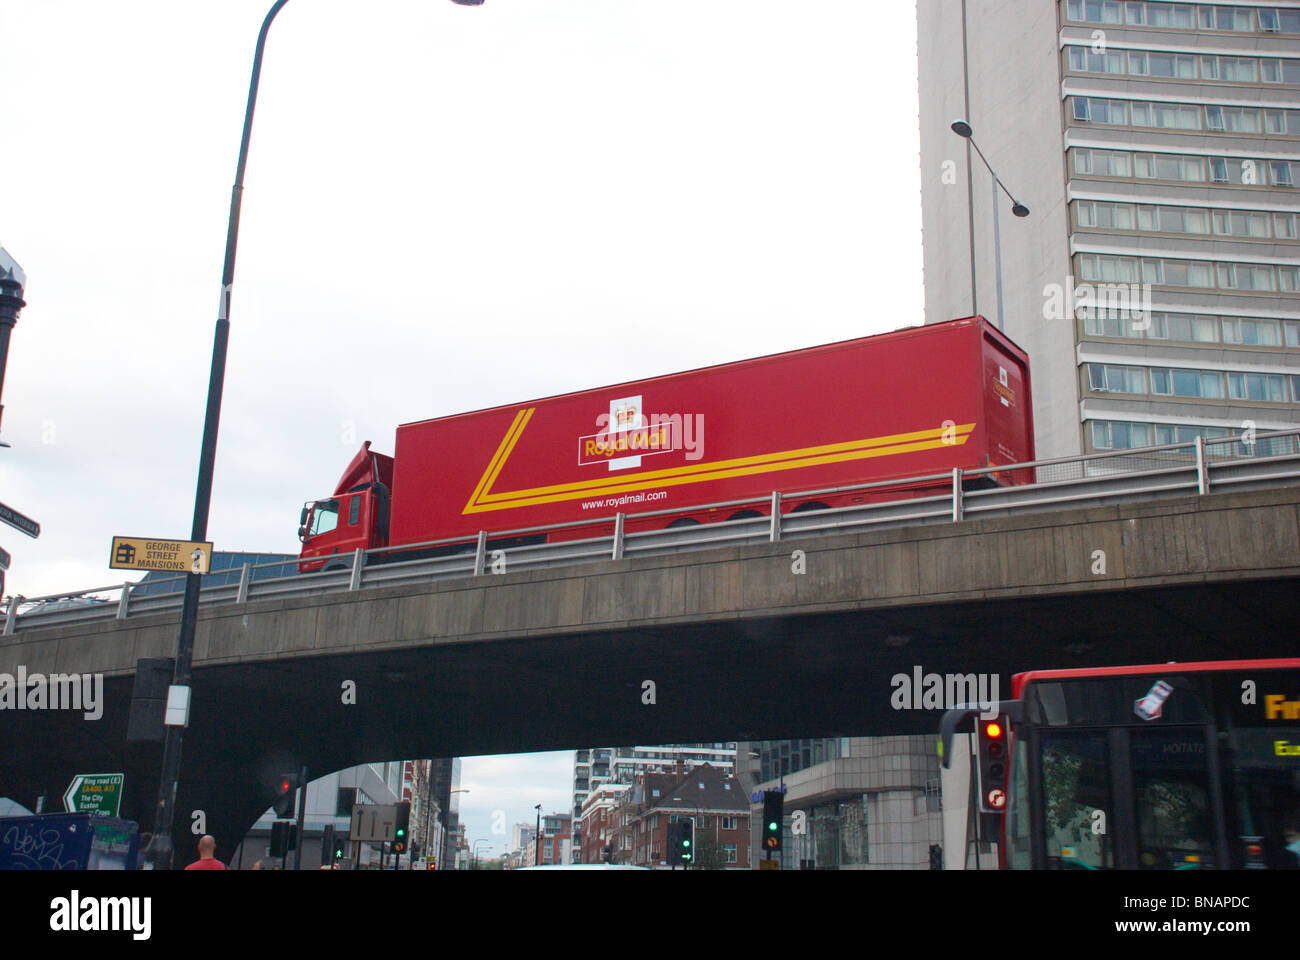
[2,485,1298,860]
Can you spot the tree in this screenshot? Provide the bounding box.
[687,815,727,870]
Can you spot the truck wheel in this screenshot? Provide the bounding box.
[790,501,830,513]
[666,517,700,528]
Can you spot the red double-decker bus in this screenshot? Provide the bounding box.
[941,658,1300,869]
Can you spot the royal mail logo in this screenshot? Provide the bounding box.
[992,367,1015,408]
[578,397,704,472]
[579,423,677,465]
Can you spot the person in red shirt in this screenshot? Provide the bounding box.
[184,835,227,870]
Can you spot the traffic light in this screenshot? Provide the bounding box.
[762,790,783,852]
[677,817,694,864]
[976,715,1010,813]
[392,801,410,854]
[270,820,297,858]
[272,773,298,819]
[929,843,943,871]
[321,823,343,865]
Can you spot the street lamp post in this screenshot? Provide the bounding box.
[147,0,485,870]
[0,247,27,435]
[534,804,542,866]
[949,120,1030,332]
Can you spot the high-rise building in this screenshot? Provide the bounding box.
[919,0,1300,462]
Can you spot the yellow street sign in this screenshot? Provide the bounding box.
[110,537,213,574]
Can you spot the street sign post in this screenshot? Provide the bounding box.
[109,537,213,574]
[0,545,9,571]
[349,803,398,843]
[0,501,39,539]
[62,773,124,817]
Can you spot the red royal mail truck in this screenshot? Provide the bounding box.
[298,316,1034,571]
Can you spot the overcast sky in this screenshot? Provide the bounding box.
[1,0,921,853]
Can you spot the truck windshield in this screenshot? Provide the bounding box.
[309,499,339,537]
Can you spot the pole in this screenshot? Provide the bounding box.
[147,0,291,870]
[959,0,977,317]
[293,765,307,870]
[992,172,1004,331]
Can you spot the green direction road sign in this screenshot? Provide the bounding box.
[62,773,124,817]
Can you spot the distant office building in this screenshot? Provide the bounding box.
[424,758,461,870]
[919,0,1300,462]
[510,822,537,856]
[741,737,942,870]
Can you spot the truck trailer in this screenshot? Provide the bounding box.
[298,316,1033,570]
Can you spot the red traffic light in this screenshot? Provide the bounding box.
[983,721,1003,739]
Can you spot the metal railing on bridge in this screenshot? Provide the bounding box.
[6,429,1300,635]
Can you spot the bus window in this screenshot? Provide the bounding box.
[1129,728,1214,869]
[1041,731,1113,869]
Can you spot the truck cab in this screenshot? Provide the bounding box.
[299,442,393,572]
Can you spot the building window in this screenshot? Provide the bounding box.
[1087,363,1147,394]
[1092,420,1154,450]
[1228,372,1288,402]
[1272,161,1295,186]
[1217,262,1277,291]
[1149,367,1224,399]
[1223,317,1283,346]
[1067,0,1123,25]
[1212,209,1271,238]
[1149,312,1219,343]
[1073,97,1129,125]
[336,787,357,817]
[721,816,737,831]
[1134,152,1204,182]
[1073,147,1132,177]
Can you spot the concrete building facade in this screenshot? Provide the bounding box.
[919,0,1300,462]
[744,737,943,870]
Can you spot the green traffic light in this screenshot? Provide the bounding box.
[768,821,778,831]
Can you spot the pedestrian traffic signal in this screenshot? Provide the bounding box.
[678,817,694,864]
[762,790,783,851]
[976,715,1009,812]
[272,773,298,819]
[321,823,345,864]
